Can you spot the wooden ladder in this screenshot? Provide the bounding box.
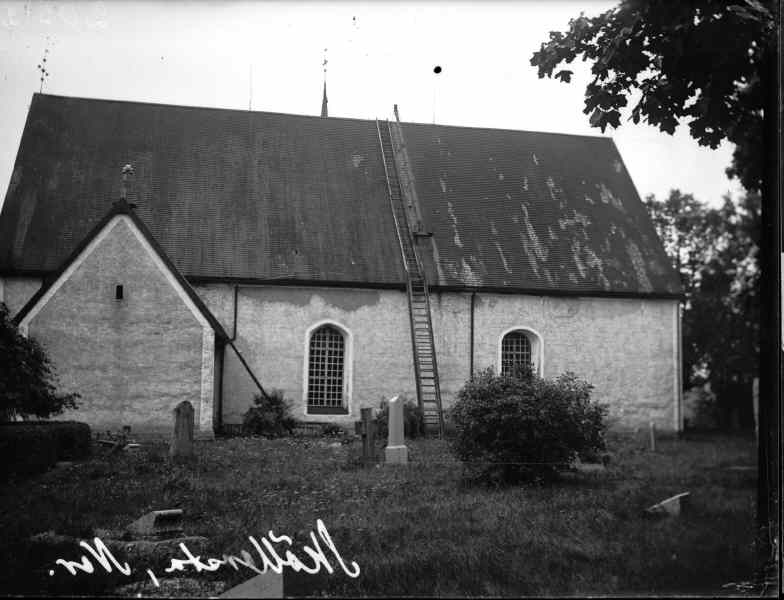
[376,119,445,437]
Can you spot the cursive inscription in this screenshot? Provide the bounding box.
[49,519,359,586]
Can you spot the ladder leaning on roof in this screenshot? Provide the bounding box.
[376,118,445,438]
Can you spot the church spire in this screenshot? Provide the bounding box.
[321,49,328,118]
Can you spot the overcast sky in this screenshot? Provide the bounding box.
[0,0,744,211]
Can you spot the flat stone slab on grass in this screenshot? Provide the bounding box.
[645,492,691,517]
[114,576,227,598]
[572,460,606,473]
[125,509,185,540]
[29,531,209,568]
[219,571,283,598]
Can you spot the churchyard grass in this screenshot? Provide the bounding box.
[0,430,756,596]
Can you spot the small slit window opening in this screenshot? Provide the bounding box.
[115,284,124,300]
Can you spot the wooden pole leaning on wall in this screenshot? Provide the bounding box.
[649,421,657,453]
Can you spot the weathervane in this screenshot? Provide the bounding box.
[36,38,51,93]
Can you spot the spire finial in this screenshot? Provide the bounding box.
[120,164,135,202]
[321,48,329,118]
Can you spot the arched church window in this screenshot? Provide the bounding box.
[500,329,540,377]
[307,324,346,413]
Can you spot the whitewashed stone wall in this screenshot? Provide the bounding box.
[17,217,215,436]
[195,284,680,430]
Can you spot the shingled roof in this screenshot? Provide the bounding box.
[0,93,681,297]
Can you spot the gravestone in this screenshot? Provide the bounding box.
[170,400,195,459]
[385,395,408,465]
[355,407,376,465]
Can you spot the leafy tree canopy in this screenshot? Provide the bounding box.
[531,0,775,193]
[0,303,79,420]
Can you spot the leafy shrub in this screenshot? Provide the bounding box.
[376,396,424,441]
[0,302,80,420]
[451,367,607,485]
[0,420,91,480]
[442,407,458,438]
[242,389,297,438]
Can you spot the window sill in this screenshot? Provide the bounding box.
[306,406,349,415]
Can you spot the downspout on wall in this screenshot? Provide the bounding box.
[469,291,476,381]
[216,284,239,432]
[677,300,684,431]
[214,336,225,432]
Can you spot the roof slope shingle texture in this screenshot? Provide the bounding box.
[0,94,681,296]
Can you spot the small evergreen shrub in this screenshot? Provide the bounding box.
[320,423,345,438]
[242,389,297,438]
[0,420,91,480]
[451,367,607,485]
[683,385,719,430]
[0,302,80,421]
[376,396,424,441]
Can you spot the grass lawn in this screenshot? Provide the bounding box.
[0,430,758,597]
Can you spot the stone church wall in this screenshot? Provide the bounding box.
[195,284,680,430]
[3,269,679,432]
[429,292,680,430]
[18,217,214,436]
[195,284,417,425]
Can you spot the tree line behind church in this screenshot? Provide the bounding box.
[645,190,760,429]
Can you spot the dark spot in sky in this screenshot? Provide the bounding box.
[433,65,442,74]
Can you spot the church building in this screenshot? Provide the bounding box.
[0,93,683,437]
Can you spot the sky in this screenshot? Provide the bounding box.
[0,0,744,211]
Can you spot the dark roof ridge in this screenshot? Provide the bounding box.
[31,92,385,127]
[399,119,613,142]
[32,92,614,141]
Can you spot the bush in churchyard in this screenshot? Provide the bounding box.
[450,366,607,485]
[0,302,80,421]
[242,389,297,438]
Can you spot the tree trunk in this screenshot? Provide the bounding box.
[754,27,780,587]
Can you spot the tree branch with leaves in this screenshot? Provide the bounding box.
[530,0,775,193]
